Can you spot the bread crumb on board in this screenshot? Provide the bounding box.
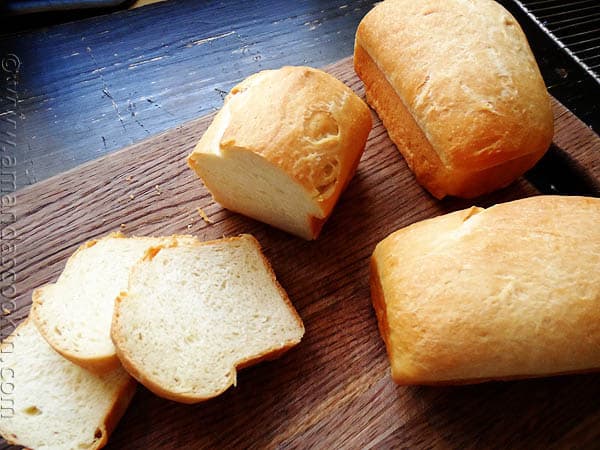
[120,224,127,229]
[155,185,162,195]
[197,207,212,224]
[126,175,134,182]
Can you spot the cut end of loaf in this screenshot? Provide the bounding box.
[187,65,371,239]
[111,234,305,403]
[188,150,324,240]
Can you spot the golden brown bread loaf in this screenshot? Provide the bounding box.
[354,0,554,199]
[187,66,372,239]
[370,195,600,384]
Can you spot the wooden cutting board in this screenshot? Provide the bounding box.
[3,56,600,449]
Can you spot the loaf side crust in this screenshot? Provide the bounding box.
[354,43,547,198]
[94,370,137,449]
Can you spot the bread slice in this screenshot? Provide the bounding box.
[354,0,553,198]
[111,234,305,403]
[187,66,372,240]
[370,195,600,385]
[31,232,195,373]
[0,319,136,449]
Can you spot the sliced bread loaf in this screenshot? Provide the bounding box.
[0,319,136,450]
[187,66,372,240]
[31,232,195,373]
[111,234,305,403]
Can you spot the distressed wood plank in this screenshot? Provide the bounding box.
[1,0,599,191]
[1,57,599,449]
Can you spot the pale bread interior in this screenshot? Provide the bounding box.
[32,233,186,372]
[111,235,304,403]
[0,320,134,450]
[188,102,323,240]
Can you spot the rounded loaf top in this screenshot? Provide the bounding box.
[218,66,372,204]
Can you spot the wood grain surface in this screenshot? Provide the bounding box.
[2,57,600,449]
[2,0,599,191]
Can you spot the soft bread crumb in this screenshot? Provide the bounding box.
[197,207,212,224]
[30,233,197,373]
[0,320,135,449]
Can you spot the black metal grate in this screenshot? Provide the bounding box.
[516,0,600,85]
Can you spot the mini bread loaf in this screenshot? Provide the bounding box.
[187,66,372,240]
[370,195,600,385]
[354,0,554,199]
[0,319,135,450]
[111,234,304,403]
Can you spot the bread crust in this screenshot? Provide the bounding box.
[370,196,600,385]
[188,66,372,239]
[354,0,553,198]
[111,234,304,404]
[354,44,547,199]
[94,373,137,449]
[31,285,123,374]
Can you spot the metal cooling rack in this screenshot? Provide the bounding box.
[516,0,600,85]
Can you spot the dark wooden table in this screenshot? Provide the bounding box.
[0,0,598,191]
[0,1,599,449]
